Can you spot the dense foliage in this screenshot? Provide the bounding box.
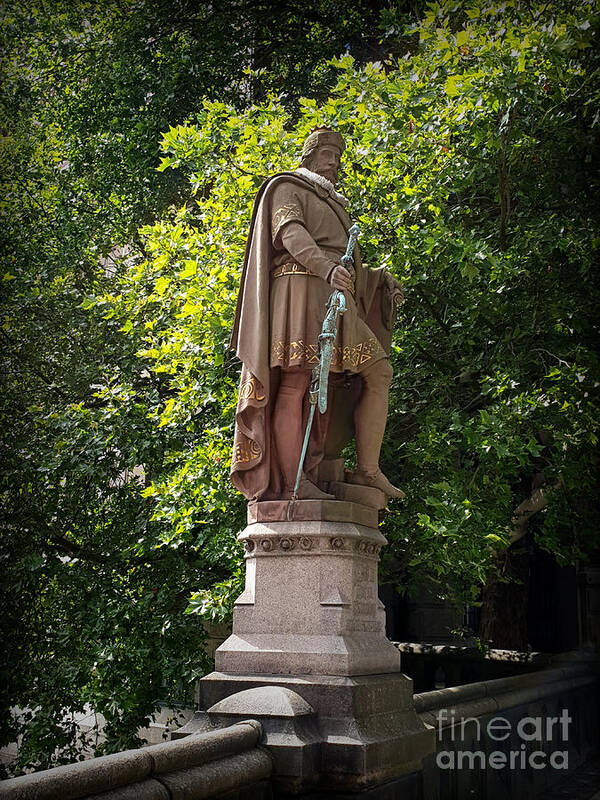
[121,0,599,610]
[0,0,412,774]
[1,0,598,776]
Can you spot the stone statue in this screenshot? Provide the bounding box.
[185,131,433,793]
[230,126,405,502]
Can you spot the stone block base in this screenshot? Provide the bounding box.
[179,502,436,793]
[328,482,387,510]
[175,672,434,794]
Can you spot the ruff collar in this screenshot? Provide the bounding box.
[295,167,349,207]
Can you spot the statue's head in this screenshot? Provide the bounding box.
[300,126,345,185]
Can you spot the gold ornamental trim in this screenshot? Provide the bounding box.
[233,436,262,465]
[272,202,303,239]
[272,262,312,279]
[272,261,355,296]
[271,336,383,370]
[239,375,265,402]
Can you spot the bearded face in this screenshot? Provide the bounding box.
[305,145,341,184]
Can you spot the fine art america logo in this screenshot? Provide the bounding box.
[436,709,572,770]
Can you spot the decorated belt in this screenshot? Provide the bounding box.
[272,262,312,278]
[272,261,355,295]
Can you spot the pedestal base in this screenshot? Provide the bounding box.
[218,508,401,677]
[177,501,435,792]
[176,671,434,794]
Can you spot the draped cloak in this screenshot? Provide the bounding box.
[229,171,396,500]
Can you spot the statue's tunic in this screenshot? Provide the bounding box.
[230,171,393,500]
[268,179,386,372]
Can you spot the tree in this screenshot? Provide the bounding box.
[1,0,422,775]
[110,0,599,647]
[3,0,598,775]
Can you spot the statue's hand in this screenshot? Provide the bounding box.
[330,265,353,292]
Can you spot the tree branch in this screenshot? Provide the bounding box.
[509,477,562,545]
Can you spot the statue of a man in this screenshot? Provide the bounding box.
[230,126,404,501]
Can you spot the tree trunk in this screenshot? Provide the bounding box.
[479,547,531,650]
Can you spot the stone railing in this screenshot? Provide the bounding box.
[2,656,597,800]
[395,641,552,692]
[413,658,600,800]
[0,720,272,800]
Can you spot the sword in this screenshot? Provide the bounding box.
[292,224,360,499]
[341,223,360,282]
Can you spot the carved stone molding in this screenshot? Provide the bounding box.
[279,537,296,551]
[245,535,316,555]
[241,533,382,559]
[238,520,386,560]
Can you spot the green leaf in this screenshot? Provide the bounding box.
[445,75,460,96]
[179,260,198,278]
[154,276,170,296]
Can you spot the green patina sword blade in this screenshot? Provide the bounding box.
[292,223,360,499]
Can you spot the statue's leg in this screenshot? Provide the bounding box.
[351,358,405,498]
[272,369,333,500]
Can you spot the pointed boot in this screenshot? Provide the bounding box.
[348,468,405,499]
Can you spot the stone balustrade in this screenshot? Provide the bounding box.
[414,661,596,720]
[0,721,272,800]
[414,658,600,800]
[395,641,553,692]
[1,659,598,800]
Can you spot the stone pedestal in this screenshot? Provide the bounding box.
[178,498,434,794]
[217,506,400,677]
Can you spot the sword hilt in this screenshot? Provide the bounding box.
[341,223,360,277]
